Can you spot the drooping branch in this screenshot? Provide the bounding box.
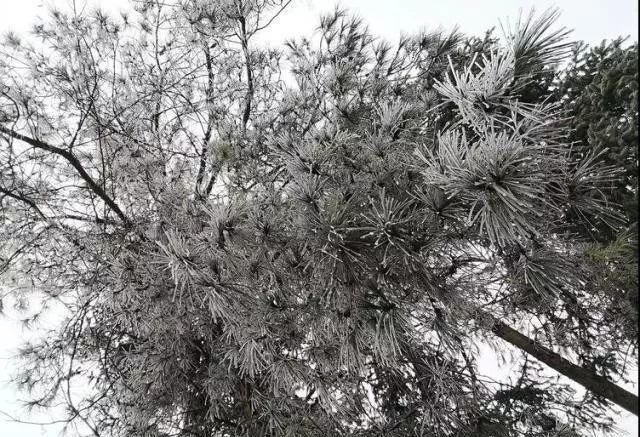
[0,125,131,227]
[0,186,48,220]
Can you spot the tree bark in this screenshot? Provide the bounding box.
[486,313,638,415]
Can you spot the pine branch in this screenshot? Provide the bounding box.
[0,125,131,227]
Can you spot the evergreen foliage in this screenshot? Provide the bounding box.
[554,38,639,348]
[0,2,637,436]
[556,39,638,233]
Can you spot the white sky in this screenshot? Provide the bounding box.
[0,0,638,436]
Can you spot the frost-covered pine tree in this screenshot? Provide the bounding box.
[0,2,636,436]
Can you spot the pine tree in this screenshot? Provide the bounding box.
[0,2,637,436]
[556,38,638,235]
[553,39,638,350]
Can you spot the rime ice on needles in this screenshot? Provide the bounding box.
[0,3,637,437]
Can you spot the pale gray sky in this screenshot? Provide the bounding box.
[0,0,637,436]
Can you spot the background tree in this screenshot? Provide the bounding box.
[556,38,638,236]
[553,39,639,348]
[0,2,637,436]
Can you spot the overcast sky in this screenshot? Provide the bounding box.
[0,0,638,436]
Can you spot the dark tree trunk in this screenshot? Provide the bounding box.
[487,313,638,415]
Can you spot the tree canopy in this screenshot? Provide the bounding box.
[0,2,637,436]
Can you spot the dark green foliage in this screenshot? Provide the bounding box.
[556,39,638,237]
[553,38,639,346]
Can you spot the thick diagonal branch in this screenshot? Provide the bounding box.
[0,125,131,227]
[484,311,638,415]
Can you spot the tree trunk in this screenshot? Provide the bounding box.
[486,313,638,415]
